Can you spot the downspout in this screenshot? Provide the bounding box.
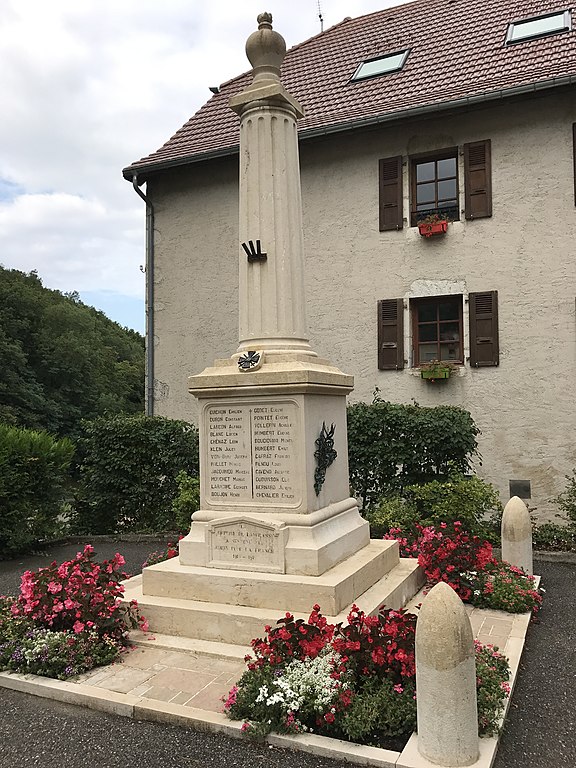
[132,174,154,416]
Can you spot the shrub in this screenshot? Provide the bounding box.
[9,544,147,642]
[0,546,147,680]
[386,522,542,614]
[366,473,501,540]
[171,470,200,534]
[553,470,576,524]
[347,394,480,509]
[225,604,510,745]
[0,423,74,556]
[0,602,119,679]
[532,522,576,552]
[72,415,199,534]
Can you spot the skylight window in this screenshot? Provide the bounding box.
[506,10,571,44]
[352,49,409,81]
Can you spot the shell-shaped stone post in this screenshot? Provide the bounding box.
[415,582,479,766]
[501,495,533,575]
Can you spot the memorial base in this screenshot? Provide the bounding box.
[126,354,426,647]
[183,354,369,577]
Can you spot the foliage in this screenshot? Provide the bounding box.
[347,393,480,509]
[0,547,147,680]
[553,470,576,525]
[0,423,74,556]
[365,473,501,540]
[72,415,199,534]
[142,540,181,569]
[0,266,144,437]
[0,599,119,679]
[225,604,509,745]
[386,522,542,614]
[475,641,511,736]
[171,471,200,534]
[532,522,576,552]
[9,544,147,641]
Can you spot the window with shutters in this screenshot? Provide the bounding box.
[411,296,463,366]
[410,150,459,227]
[378,290,498,371]
[379,139,492,230]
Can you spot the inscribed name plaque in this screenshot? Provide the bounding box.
[208,517,287,573]
[205,400,301,507]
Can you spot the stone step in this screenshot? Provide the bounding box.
[122,558,424,646]
[141,539,399,615]
[129,630,250,659]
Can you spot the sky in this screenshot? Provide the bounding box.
[0,0,411,333]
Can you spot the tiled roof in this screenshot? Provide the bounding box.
[124,0,576,178]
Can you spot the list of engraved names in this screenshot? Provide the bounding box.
[206,402,299,505]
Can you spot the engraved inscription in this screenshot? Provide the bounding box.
[205,402,299,505]
[208,518,286,572]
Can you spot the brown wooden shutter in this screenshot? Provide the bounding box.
[464,140,492,219]
[469,291,499,367]
[379,156,403,231]
[378,299,404,370]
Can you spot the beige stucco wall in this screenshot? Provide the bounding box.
[147,90,576,519]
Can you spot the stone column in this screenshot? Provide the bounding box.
[230,13,313,356]
[416,582,479,766]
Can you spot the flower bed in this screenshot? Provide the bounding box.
[224,604,510,749]
[0,545,147,679]
[385,521,542,614]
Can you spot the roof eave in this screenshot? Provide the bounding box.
[124,73,576,182]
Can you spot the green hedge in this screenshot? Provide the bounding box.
[0,424,74,556]
[347,395,480,510]
[72,415,199,534]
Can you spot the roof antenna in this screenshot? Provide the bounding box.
[317,0,324,32]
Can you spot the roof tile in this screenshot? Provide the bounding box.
[125,0,576,176]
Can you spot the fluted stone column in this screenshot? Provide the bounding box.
[230,13,313,356]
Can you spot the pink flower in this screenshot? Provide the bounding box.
[73,620,85,633]
[393,684,404,693]
[47,581,62,594]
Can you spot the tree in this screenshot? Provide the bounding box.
[0,266,144,436]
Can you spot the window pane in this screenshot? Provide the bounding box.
[419,324,437,342]
[440,343,460,361]
[418,305,437,322]
[439,322,460,341]
[439,302,459,320]
[437,158,456,179]
[509,13,568,42]
[353,50,408,79]
[438,179,456,201]
[417,182,435,204]
[417,202,435,211]
[419,344,439,362]
[416,162,435,182]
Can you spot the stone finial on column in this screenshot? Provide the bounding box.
[416,582,479,766]
[245,12,286,85]
[501,495,533,575]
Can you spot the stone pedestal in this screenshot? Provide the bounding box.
[179,354,369,576]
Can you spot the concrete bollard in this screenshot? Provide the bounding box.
[416,582,479,767]
[501,495,533,575]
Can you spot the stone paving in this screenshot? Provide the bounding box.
[77,645,245,714]
[71,584,533,719]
